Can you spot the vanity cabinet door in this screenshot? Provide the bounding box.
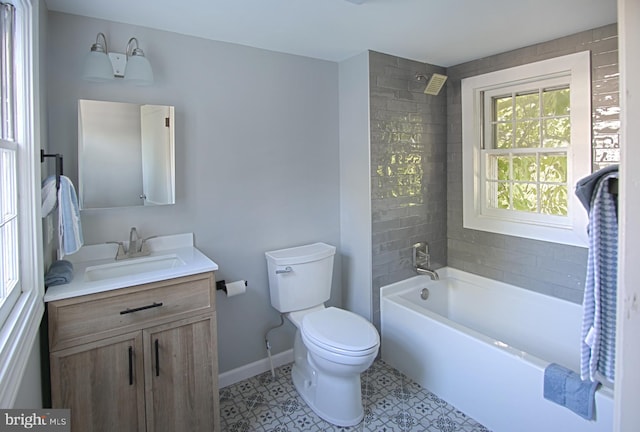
[50,332,146,432]
[144,314,219,432]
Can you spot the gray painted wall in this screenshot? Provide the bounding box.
[369,52,448,327]
[446,24,619,304]
[339,51,373,321]
[46,12,341,373]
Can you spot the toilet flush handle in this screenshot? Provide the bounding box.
[275,266,293,274]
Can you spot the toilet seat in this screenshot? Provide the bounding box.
[301,307,379,357]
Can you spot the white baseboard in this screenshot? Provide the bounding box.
[219,349,294,388]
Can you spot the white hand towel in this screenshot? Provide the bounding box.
[41,175,58,217]
[57,176,84,257]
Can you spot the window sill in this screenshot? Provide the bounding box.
[463,208,588,247]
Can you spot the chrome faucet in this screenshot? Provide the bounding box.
[412,242,429,268]
[412,242,439,280]
[107,227,157,260]
[107,241,128,260]
[416,267,440,280]
[129,227,140,254]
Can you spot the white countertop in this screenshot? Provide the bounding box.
[44,233,218,302]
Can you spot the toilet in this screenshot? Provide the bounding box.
[265,242,380,427]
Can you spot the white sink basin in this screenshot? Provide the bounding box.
[84,254,186,282]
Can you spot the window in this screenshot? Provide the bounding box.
[461,51,591,247]
[1,2,21,331]
[0,0,44,407]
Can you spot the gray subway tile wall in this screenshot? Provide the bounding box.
[446,24,619,304]
[591,25,620,170]
[369,51,448,327]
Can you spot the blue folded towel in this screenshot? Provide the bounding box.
[544,363,599,420]
[44,260,74,287]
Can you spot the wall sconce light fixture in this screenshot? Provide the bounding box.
[82,32,154,86]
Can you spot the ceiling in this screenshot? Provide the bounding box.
[44,0,617,67]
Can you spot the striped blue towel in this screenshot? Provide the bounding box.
[580,172,618,382]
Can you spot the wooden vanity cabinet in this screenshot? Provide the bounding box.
[48,272,219,432]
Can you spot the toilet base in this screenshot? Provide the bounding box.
[291,332,366,427]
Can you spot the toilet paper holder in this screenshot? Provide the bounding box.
[216,279,248,294]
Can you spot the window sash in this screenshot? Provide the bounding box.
[1,2,15,140]
[481,147,569,218]
[0,2,20,329]
[482,76,570,151]
[479,74,573,224]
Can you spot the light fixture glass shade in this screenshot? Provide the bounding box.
[124,54,154,86]
[82,50,114,82]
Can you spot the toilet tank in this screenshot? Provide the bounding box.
[265,242,336,313]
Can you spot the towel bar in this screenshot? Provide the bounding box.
[40,149,64,190]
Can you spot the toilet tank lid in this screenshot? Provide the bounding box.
[265,242,336,266]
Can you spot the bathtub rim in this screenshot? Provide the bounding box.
[381,267,577,307]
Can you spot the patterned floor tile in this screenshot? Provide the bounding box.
[363,415,411,432]
[404,398,441,428]
[220,397,245,425]
[220,359,491,432]
[363,384,406,417]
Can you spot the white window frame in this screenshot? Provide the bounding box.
[0,0,44,407]
[461,51,591,247]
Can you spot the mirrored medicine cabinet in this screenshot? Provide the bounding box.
[78,99,176,210]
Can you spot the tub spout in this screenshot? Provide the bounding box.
[416,266,439,280]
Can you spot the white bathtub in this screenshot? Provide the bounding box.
[380,267,613,432]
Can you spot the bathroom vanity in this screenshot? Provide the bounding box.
[45,234,219,431]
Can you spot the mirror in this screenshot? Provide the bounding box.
[78,99,175,209]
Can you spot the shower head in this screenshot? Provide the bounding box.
[415,72,448,96]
